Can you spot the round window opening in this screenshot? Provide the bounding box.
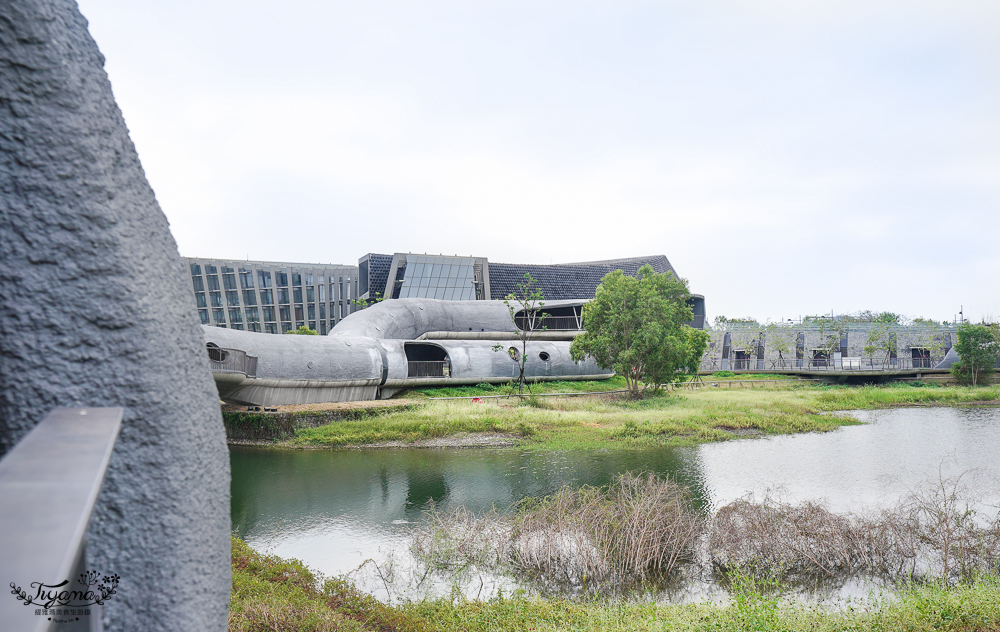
[539,352,551,361]
[508,347,520,361]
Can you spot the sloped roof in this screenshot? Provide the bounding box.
[488,255,677,300]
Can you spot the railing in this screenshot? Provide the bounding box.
[515,316,583,331]
[207,347,258,377]
[407,361,450,378]
[701,357,942,372]
[0,407,123,632]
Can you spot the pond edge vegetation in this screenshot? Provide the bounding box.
[225,380,1000,450]
[231,466,1000,632]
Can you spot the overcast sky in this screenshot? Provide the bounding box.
[77,0,1000,324]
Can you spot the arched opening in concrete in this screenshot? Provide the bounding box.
[514,305,583,331]
[206,342,229,362]
[404,342,450,377]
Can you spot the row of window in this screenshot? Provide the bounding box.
[193,286,350,308]
[188,261,358,332]
[198,303,351,323]
[193,282,348,303]
[190,264,345,291]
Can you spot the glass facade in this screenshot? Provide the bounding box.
[396,256,476,300]
[185,258,359,334]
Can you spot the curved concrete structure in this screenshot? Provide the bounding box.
[0,2,230,630]
[933,347,1000,370]
[205,298,612,405]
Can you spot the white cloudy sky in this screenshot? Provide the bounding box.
[77,0,1000,323]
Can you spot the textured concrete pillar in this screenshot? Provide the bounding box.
[0,2,230,630]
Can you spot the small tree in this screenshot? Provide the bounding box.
[493,273,547,396]
[952,323,1000,387]
[863,321,894,366]
[763,323,795,368]
[285,325,318,335]
[570,265,708,397]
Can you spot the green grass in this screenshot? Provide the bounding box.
[402,377,630,399]
[230,536,1000,632]
[230,536,434,632]
[286,383,1000,450]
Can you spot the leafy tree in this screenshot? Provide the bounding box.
[713,316,760,329]
[763,323,796,368]
[951,323,1000,386]
[492,273,547,396]
[863,321,895,365]
[570,265,709,397]
[285,325,318,335]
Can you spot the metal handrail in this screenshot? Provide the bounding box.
[207,347,258,377]
[407,361,450,378]
[515,316,583,331]
[0,407,123,632]
[701,357,940,372]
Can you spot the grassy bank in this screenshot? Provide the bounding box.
[230,536,1000,632]
[287,381,1000,450]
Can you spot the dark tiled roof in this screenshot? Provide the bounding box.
[488,255,677,301]
[365,253,393,298]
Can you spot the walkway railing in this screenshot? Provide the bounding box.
[407,361,450,378]
[701,357,940,372]
[0,407,123,632]
[516,316,583,331]
[208,347,258,377]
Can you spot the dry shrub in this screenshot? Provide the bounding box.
[893,471,1000,583]
[511,472,702,583]
[709,476,1000,585]
[411,473,702,586]
[412,471,1000,591]
[409,505,507,572]
[709,494,865,577]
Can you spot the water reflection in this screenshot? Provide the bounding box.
[230,406,1000,601]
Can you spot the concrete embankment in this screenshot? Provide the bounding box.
[223,400,418,443]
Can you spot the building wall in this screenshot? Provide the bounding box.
[701,322,957,371]
[358,253,684,303]
[183,258,359,335]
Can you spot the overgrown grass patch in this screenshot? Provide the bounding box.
[813,383,1000,410]
[285,384,997,450]
[230,536,435,632]
[402,377,628,399]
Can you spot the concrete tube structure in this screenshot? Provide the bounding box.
[205,298,613,405]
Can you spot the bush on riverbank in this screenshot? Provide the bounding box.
[412,473,1000,593]
[230,535,1000,632]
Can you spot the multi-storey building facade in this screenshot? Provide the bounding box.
[186,252,705,334]
[184,258,359,335]
[358,252,705,327]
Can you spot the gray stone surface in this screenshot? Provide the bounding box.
[0,2,230,630]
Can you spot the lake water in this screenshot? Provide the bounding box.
[231,406,1000,601]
